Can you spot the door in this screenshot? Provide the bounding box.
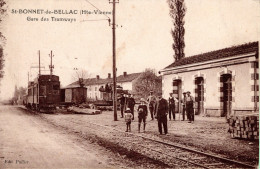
[222,74,232,117]
[195,77,204,115]
[172,80,182,114]
[65,89,72,103]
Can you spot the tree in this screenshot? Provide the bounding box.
[0,0,6,79]
[71,68,91,87]
[12,86,26,105]
[168,0,186,61]
[0,46,4,79]
[134,69,162,99]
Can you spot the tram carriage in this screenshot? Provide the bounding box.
[26,75,60,111]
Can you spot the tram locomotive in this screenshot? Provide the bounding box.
[25,75,60,111]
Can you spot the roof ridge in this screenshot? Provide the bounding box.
[164,41,258,69]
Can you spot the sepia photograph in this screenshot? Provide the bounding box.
[0,0,259,168]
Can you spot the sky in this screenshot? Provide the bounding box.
[0,0,259,99]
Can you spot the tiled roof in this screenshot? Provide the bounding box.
[117,73,141,83]
[64,72,141,88]
[164,41,258,69]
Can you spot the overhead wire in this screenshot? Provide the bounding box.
[84,0,111,20]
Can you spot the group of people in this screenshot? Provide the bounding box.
[168,91,195,123]
[120,90,195,135]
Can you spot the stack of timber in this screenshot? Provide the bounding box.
[227,113,259,140]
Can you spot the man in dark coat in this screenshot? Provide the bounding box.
[155,96,169,135]
[127,94,136,120]
[118,94,126,118]
[168,93,178,120]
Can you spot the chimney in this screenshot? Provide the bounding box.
[123,72,127,77]
[108,73,111,79]
[96,75,100,80]
[79,78,84,87]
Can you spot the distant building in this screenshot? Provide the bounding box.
[65,72,142,101]
[117,72,142,92]
[160,42,259,117]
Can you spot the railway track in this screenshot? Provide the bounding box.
[52,117,256,168]
[21,107,256,168]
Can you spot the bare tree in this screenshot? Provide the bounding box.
[71,68,91,87]
[168,0,186,61]
[134,69,162,99]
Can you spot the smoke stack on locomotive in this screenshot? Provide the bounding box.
[25,75,60,111]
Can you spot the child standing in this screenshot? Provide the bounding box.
[124,108,133,132]
[137,98,148,133]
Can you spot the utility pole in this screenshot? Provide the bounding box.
[28,72,29,84]
[110,0,119,121]
[49,50,54,75]
[38,50,41,76]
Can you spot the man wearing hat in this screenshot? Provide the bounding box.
[137,98,148,133]
[127,94,136,120]
[168,93,178,120]
[181,92,187,121]
[186,91,194,123]
[147,91,156,120]
[155,96,169,135]
[118,94,126,118]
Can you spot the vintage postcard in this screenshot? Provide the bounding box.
[0,0,259,168]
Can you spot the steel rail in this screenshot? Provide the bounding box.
[20,107,256,168]
[86,120,256,168]
[54,118,207,168]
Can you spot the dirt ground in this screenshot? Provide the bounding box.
[0,106,170,168]
[52,107,259,166]
[1,105,258,168]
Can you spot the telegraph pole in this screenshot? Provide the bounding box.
[49,50,54,75]
[28,72,29,83]
[38,50,41,76]
[110,0,119,121]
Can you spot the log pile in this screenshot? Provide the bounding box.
[227,113,259,140]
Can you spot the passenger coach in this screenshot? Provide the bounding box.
[26,75,60,111]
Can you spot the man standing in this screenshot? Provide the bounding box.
[118,94,126,118]
[186,91,194,123]
[168,93,178,120]
[181,92,187,121]
[147,91,156,120]
[155,96,169,135]
[137,98,148,133]
[127,94,136,120]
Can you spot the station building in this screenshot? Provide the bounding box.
[160,42,259,117]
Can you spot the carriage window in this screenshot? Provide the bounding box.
[40,86,46,96]
[33,87,37,94]
[28,89,32,96]
[53,85,59,90]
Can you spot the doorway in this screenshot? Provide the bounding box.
[195,77,204,115]
[172,79,182,114]
[221,74,232,117]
